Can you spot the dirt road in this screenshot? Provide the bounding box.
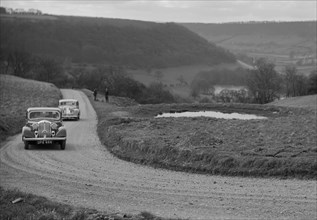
[1,89,316,219]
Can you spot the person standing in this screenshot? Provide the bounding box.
[93,88,97,101]
[105,87,109,103]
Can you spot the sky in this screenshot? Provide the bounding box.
[1,0,316,23]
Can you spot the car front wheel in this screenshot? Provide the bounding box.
[60,140,66,150]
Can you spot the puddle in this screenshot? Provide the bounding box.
[156,111,267,120]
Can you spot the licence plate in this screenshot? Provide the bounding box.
[37,140,52,144]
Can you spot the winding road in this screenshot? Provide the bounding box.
[0,89,316,219]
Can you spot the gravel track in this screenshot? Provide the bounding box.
[0,89,316,219]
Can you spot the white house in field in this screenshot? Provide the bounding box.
[14,8,25,13]
[28,8,42,15]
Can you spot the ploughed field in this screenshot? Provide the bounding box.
[86,91,317,179]
[0,75,62,142]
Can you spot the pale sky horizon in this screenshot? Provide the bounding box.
[1,0,316,23]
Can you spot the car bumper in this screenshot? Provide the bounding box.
[23,137,66,141]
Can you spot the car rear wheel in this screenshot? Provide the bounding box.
[24,141,29,150]
[60,140,66,150]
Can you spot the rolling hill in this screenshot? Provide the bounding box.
[182,21,317,75]
[0,14,235,69]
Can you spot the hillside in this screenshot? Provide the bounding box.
[0,14,235,68]
[0,74,61,142]
[182,21,317,75]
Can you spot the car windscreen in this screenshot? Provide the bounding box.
[29,111,61,120]
[60,101,77,106]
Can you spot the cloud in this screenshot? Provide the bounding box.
[1,0,316,22]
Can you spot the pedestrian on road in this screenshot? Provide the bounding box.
[93,88,97,101]
[105,87,109,103]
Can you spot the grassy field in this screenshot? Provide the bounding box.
[86,90,317,179]
[0,74,62,143]
[269,94,317,109]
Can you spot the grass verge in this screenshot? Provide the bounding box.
[85,90,317,180]
[0,187,169,220]
[0,75,62,143]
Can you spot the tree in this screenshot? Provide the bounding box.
[7,50,34,77]
[36,57,63,84]
[284,65,298,97]
[293,74,308,96]
[190,74,215,96]
[246,58,282,104]
[284,65,309,97]
[308,70,317,94]
[143,82,175,104]
[177,74,188,85]
[0,7,6,14]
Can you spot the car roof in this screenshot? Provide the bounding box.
[59,99,78,102]
[27,107,62,112]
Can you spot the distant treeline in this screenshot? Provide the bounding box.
[0,49,176,104]
[1,49,316,105]
[0,15,235,69]
[191,59,317,104]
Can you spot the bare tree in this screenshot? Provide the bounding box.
[284,65,298,97]
[308,70,317,94]
[284,65,308,97]
[37,56,63,83]
[177,74,188,85]
[7,50,33,77]
[246,58,282,104]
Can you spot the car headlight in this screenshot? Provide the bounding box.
[32,123,39,130]
[51,123,58,130]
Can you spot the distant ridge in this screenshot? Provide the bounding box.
[0,14,236,68]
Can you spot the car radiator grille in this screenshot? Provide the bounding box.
[38,121,51,137]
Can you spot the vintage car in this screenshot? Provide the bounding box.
[22,107,67,150]
[58,99,80,120]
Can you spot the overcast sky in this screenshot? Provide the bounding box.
[1,0,316,23]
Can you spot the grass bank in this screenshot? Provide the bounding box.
[0,187,167,220]
[0,75,62,143]
[85,90,317,179]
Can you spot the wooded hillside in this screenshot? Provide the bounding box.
[0,14,235,68]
